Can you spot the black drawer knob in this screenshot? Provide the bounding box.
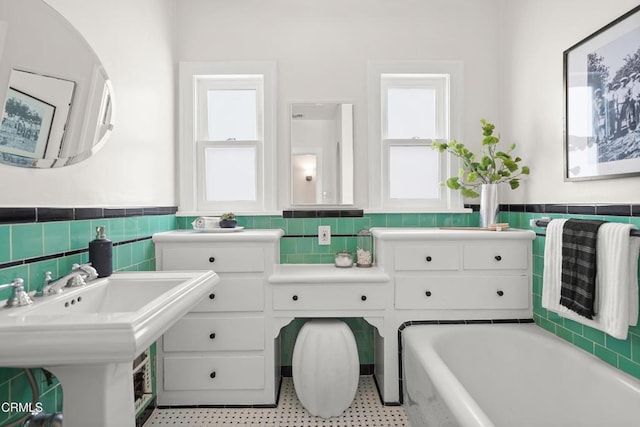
[426,256,432,262]
[494,255,502,261]
[209,257,215,263]
[425,291,432,297]
[209,293,216,300]
[210,371,216,379]
[292,295,298,301]
[497,290,504,296]
[209,333,216,339]
[361,295,367,301]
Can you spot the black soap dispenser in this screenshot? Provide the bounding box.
[89,226,112,277]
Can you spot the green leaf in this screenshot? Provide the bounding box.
[509,179,520,189]
[461,188,480,198]
[504,159,518,172]
[467,171,479,182]
[446,177,461,190]
[521,166,530,175]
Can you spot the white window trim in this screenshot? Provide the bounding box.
[178,61,276,215]
[367,60,466,213]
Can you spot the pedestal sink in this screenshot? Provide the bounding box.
[0,270,219,427]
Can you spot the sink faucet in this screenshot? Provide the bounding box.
[0,278,33,308]
[39,263,99,296]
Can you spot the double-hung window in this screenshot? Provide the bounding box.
[368,61,463,211]
[179,62,276,214]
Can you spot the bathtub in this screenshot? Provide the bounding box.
[402,323,640,427]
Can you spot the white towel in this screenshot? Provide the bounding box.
[542,219,640,340]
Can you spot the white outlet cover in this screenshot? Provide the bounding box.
[318,225,331,245]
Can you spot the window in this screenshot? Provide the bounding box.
[368,61,464,211]
[179,62,276,214]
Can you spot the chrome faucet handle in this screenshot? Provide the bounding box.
[0,278,33,308]
[77,263,98,280]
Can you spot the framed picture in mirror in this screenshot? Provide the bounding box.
[0,87,55,161]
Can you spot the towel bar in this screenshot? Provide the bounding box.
[533,218,640,237]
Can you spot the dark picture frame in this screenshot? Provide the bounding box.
[564,5,640,181]
[0,87,55,160]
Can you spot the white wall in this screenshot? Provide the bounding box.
[0,0,177,207]
[176,0,503,209]
[499,0,640,204]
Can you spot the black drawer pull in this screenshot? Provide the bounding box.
[292,295,298,301]
[494,255,502,261]
[209,293,216,300]
[425,291,432,297]
[210,371,216,379]
[497,290,504,296]
[426,256,432,262]
[209,257,215,263]
[361,295,367,301]
[209,333,216,339]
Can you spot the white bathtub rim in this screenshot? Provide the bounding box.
[403,328,495,427]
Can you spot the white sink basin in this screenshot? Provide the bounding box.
[0,270,219,427]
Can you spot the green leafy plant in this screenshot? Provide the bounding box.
[431,119,530,198]
[220,212,236,220]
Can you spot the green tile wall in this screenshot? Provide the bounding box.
[178,212,479,367]
[0,214,176,426]
[501,211,640,382]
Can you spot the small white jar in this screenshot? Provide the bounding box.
[334,251,354,268]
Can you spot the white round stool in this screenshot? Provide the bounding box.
[292,319,360,418]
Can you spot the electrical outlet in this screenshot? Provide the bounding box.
[318,225,331,245]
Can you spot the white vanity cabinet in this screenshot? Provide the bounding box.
[153,229,283,406]
[371,227,536,403]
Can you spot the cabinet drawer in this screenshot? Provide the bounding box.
[394,245,460,271]
[395,275,529,310]
[191,277,264,312]
[163,317,264,352]
[463,243,528,270]
[163,355,264,391]
[161,247,264,272]
[272,285,385,311]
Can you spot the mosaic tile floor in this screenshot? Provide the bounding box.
[143,376,410,426]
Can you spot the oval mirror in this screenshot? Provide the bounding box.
[291,103,354,205]
[0,0,114,168]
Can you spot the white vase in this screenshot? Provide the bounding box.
[479,183,499,227]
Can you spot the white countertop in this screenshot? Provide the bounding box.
[370,227,536,241]
[268,264,390,284]
[153,229,284,243]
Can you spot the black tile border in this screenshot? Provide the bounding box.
[282,209,364,219]
[501,203,639,217]
[395,318,534,405]
[0,206,178,224]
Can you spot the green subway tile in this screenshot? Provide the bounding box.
[386,214,403,227]
[450,214,467,226]
[318,218,338,230]
[303,218,320,235]
[131,241,146,265]
[280,238,297,255]
[0,380,8,425]
[337,218,355,235]
[38,386,59,414]
[115,244,133,270]
[563,319,583,335]
[435,213,452,227]
[252,216,272,229]
[537,317,556,334]
[368,214,387,227]
[401,214,420,227]
[606,335,632,358]
[286,254,305,264]
[270,217,286,230]
[297,238,314,254]
[546,310,564,326]
[595,344,618,367]
[43,222,70,255]
[354,218,371,232]
[419,214,436,227]
[106,218,125,242]
[555,326,574,343]
[124,217,139,240]
[0,226,10,263]
[0,367,21,386]
[11,223,43,260]
[583,327,606,346]
[619,357,640,380]
[286,219,304,235]
[70,220,92,251]
[573,335,595,354]
[632,334,640,364]
[532,275,542,296]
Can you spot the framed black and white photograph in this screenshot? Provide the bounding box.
[564,5,640,181]
[0,87,55,160]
